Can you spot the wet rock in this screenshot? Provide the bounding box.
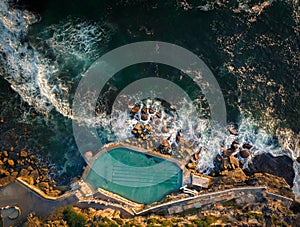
[214,154,222,162]
[223,149,235,156]
[194,149,201,160]
[130,105,140,114]
[176,131,184,144]
[161,139,169,147]
[242,143,253,149]
[141,107,147,114]
[245,153,295,187]
[155,112,162,118]
[228,127,239,135]
[141,113,148,121]
[240,149,250,158]
[162,125,170,133]
[149,108,155,114]
[231,140,239,150]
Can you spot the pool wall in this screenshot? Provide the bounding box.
[81,142,191,204]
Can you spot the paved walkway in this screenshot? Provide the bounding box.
[0,181,78,226]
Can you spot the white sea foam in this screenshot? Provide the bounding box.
[0,0,109,117]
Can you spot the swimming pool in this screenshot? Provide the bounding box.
[85,147,182,204]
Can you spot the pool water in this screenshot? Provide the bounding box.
[85,147,182,204]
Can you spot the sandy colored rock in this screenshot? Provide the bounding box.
[30,170,39,181]
[23,176,35,185]
[7,159,14,166]
[38,182,50,190]
[0,169,10,176]
[229,156,240,169]
[20,168,29,176]
[3,150,8,157]
[187,162,197,169]
[20,150,29,157]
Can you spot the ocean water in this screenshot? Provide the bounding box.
[0,0,299,198]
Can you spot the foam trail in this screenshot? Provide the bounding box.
[0,0,109,118]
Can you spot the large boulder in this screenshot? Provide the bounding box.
[240,149,250,158]
[245,153,295,187]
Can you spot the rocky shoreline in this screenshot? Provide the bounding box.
[128,103,296,193]
[0,118,63,197]
[1,102,299,226]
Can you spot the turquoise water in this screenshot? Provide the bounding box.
[85,147,182,204]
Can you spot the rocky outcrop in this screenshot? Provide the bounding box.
[245,153,295,187]
[0,147,61,196]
